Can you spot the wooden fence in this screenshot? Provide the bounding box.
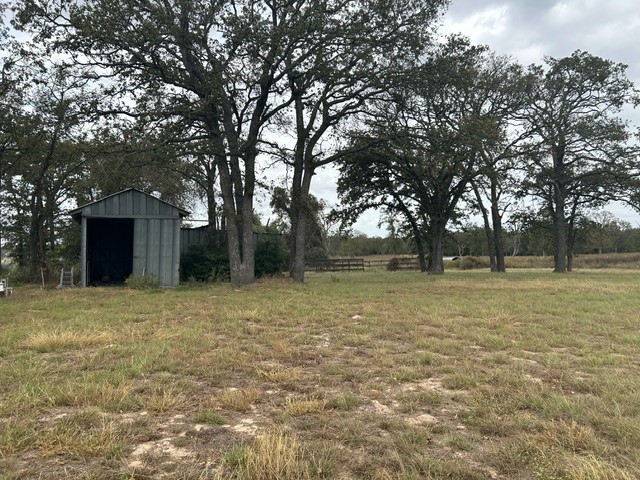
[306,258,365,272]
[306,257,422,272]
[365,257,421,270]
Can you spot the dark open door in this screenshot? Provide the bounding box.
[87,218,134,284]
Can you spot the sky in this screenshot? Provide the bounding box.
[282,0,640,237]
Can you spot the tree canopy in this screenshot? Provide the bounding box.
[522,50,640,272]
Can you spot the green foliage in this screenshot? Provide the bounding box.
[522,50,639,272]
[181,236,289,282]
[270,187,330,260]
[305,246,328,263]
[180,245,230,283]
[52,220,81,265]
[255,236,289,277]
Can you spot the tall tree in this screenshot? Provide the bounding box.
[1,64,98,279]
[467,54,534,272]
[272,0,447,282]
[336,145,431,271]
[522,50,639,272]
[338,38,498,274]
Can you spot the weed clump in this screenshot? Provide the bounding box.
[456,256,490,270]
[225,428,327,480]
[125,274,160,289]
[285,396,327,415]
[386,257,400,271]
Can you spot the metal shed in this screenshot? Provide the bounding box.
[70,188,189,287]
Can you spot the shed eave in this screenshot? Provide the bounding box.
[68,188,190,221]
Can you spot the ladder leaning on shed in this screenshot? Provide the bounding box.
[59,268,74,288]
[0,278,12,297]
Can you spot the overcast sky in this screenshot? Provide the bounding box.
[291,0,640,236]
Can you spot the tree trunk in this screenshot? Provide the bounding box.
[552,198,567,273]
[28,189,46,281]
[206,180,218,231]
[491,215,505,273]
[289,167,315,283]
[289,207,307,283]
[225,219,254,287]
[472,183,496,272]
[566,203,578,272]
[566,248,574,272]
[407,214,427,272]
[511,234,520,257]
[287,70,312,284]
[492,211,506,272]
[428,218,446,275]
[216,152,255,288]
[489,180,506,272]
[551,148,568,273]
[206,184,222,250]
[415,231,428,273]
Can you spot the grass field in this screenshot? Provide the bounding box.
[1,270,640,479]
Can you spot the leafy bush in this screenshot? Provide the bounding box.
[255,237,289,277]
[0,266,29,286]
[180,245,230,282]
[181,236,289,282]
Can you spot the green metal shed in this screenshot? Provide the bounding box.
[70,189,190,287]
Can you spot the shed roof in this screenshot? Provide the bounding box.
[70,188,190,220]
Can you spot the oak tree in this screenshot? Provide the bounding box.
[522,51,639,272]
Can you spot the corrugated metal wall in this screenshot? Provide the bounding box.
[133,218,181,286]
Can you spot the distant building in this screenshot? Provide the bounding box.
[70,189,189,287]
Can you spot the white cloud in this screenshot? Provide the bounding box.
[442,4,510,39]
[442,0,640,228]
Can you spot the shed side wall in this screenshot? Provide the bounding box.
[132,218,180,286]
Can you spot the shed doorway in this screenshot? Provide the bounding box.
[87,218,134,284]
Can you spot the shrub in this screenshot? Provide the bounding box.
[180,245,230,282]
[457,256,490,270]
[181,238,288,282]
[255,237,289,277]
[387,257,400,271]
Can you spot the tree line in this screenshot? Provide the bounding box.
[1,0,639,285]
[316,210,640,260]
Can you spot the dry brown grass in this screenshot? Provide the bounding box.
[284,396,327,415]
[22,329,115,352]
[256,365,302,383]
[229,428,313,480]
[219,387,261,412]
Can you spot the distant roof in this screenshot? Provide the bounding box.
[69,188,190,220]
